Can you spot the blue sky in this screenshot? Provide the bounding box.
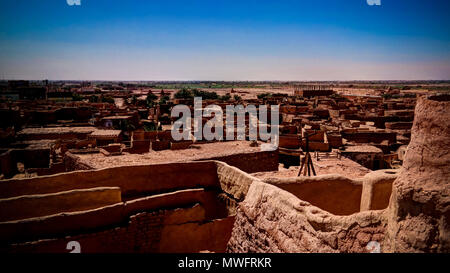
[0,0,449,80]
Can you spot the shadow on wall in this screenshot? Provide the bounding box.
[0,160,258,253]
[0,157,398,253]
[262,169,398,216]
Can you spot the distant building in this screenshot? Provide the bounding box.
[88,129,122,147]
[6,80,47,100]
[17,87,47,100]
[294,85,335,97]
[8,80,29,89]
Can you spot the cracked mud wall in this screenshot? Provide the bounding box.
[226,180,387,253]
[384,96,450,252]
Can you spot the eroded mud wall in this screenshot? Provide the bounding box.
[385,95,450,252]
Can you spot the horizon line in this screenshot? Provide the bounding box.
[2,79,450,83]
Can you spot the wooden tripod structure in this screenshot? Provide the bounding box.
[297,132,317,177]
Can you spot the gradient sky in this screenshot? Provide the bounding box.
[0,0,449,81]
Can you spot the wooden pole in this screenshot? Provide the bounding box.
[303,155,308,176]
[307,154,311,176]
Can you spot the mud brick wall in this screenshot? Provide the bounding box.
[226,181,387,253]
[264,171,396,216]
[0,161,219,199]
[280,105,297,114]
[0,150,16,178]
[64,152,95,171]
[279,135,300,149]
[278,150,301,168]
[215,161,258,202]
[170,140,193,150]
[301,140,330,152]
[27,162,68,177]
[5,204,234,253]
[0,188,220,244]
[27,149,50,168]
[132,131,157,141]
[341,131,396,144]
[157,130,174,142]
[0,187,121,222]
[341,152,383,170]
[151,140,170,151]
[302,129,324,141]
[128,140,150,154]
[385,122,413,130]
[264,175,362,216]
[0,148,51,176]
[25,110,57,125]
[312,109,330,119]
[326,134,343,148]
[280,125,298,134]
[205,150,278,173]
[384,95,450,252]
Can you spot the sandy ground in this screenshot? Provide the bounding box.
[253,152,370,180]
[76,140,370,179]
[75,140,263,169]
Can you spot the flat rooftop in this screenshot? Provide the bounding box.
[90,129,122,137]
[343,145,383,153]
[72,141,264,169]
[18,127,96,135]
[253,152,370,180]
[101,116,132,120]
